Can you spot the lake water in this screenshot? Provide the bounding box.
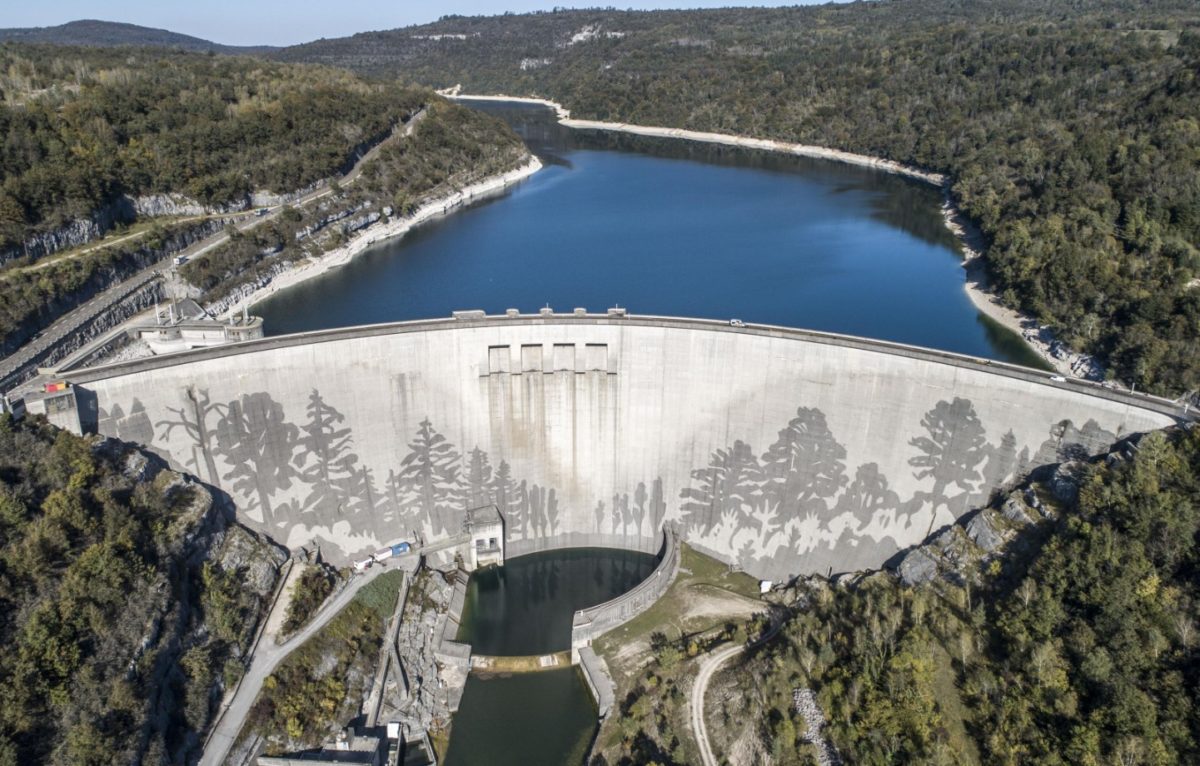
[443,548,658,766]
[258,101,1043,368]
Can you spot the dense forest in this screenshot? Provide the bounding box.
[0,45,422,258]
[178,98,528,301]
[0,416,284,765]
[0,44,526,352]
[613,424,1199,765]
[280,0,1200,395]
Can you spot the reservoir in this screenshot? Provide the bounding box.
[443,549,658,766]
[258,100,1043,368]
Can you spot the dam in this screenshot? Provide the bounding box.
[44,311,1181,582]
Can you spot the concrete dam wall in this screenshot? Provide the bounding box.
[61,313,1181,581]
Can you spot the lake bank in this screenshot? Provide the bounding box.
[449,92,1097,380]
[212,155,543,319]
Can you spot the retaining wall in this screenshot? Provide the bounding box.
[571,528,680,649]
[57,312,1184,581]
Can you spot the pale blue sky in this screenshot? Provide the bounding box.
[6,1,837,47]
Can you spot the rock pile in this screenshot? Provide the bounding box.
[792,688,842,766]
[390,571,458,738]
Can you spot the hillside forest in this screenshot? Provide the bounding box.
[603,425,1200,765]
[0,45,421,258]
[0,46,527,354]
[0,416,285,765]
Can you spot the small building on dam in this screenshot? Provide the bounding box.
[34,311,1185,581]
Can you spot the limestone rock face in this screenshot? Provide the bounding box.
[966,510,1006,553]
[132,193,213,217]
[898,547,939,586]
[1048,461,1085,504]
[1002,495,1035,525]
[216,525,288,596]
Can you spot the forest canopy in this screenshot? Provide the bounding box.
[0,45,425,256]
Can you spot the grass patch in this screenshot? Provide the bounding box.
[354,569,406,618]
[593,544,760,679]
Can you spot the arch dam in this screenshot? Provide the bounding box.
[50,311,1185,582]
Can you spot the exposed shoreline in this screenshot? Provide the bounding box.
[216,156,543,319]
[451,92,1098,379]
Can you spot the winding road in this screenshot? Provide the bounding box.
[690,615,785,766]
[199,563,396,766]
[200,527,464,766]
[691,642,746,766]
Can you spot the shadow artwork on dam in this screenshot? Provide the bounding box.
[124,387,578,549]
[676,399,1117,578]
[96,385,1120,577]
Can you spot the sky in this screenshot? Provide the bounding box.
[4,1,836,47]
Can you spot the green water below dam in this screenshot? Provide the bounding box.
[443,548,658,766]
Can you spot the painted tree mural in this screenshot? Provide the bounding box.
[465,447,494,509]
[349,466,381,518]
[296,389,361,520]
[836,463,900,529]
[648,478,667,533]
[528,484,547,538]
[383,469,403,526]
[491,460,519,531]
[213,392,300,527]
[546,488,560,536]
[125,375,1134,580]
[632,482,648,536]
[680,440,763,536]
[155,387,223,485]
[611,493,626,535]
[101,399,155,446]
[395,418,462,535]
[980,429,1019,499]
[513,479,529,539]
[760,407,848,518]
[909,397,988,537]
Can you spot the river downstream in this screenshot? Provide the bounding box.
[443,549,658,766]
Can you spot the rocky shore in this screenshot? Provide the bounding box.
[214,155,543,319]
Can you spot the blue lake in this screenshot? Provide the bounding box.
[258,101,1040,368]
